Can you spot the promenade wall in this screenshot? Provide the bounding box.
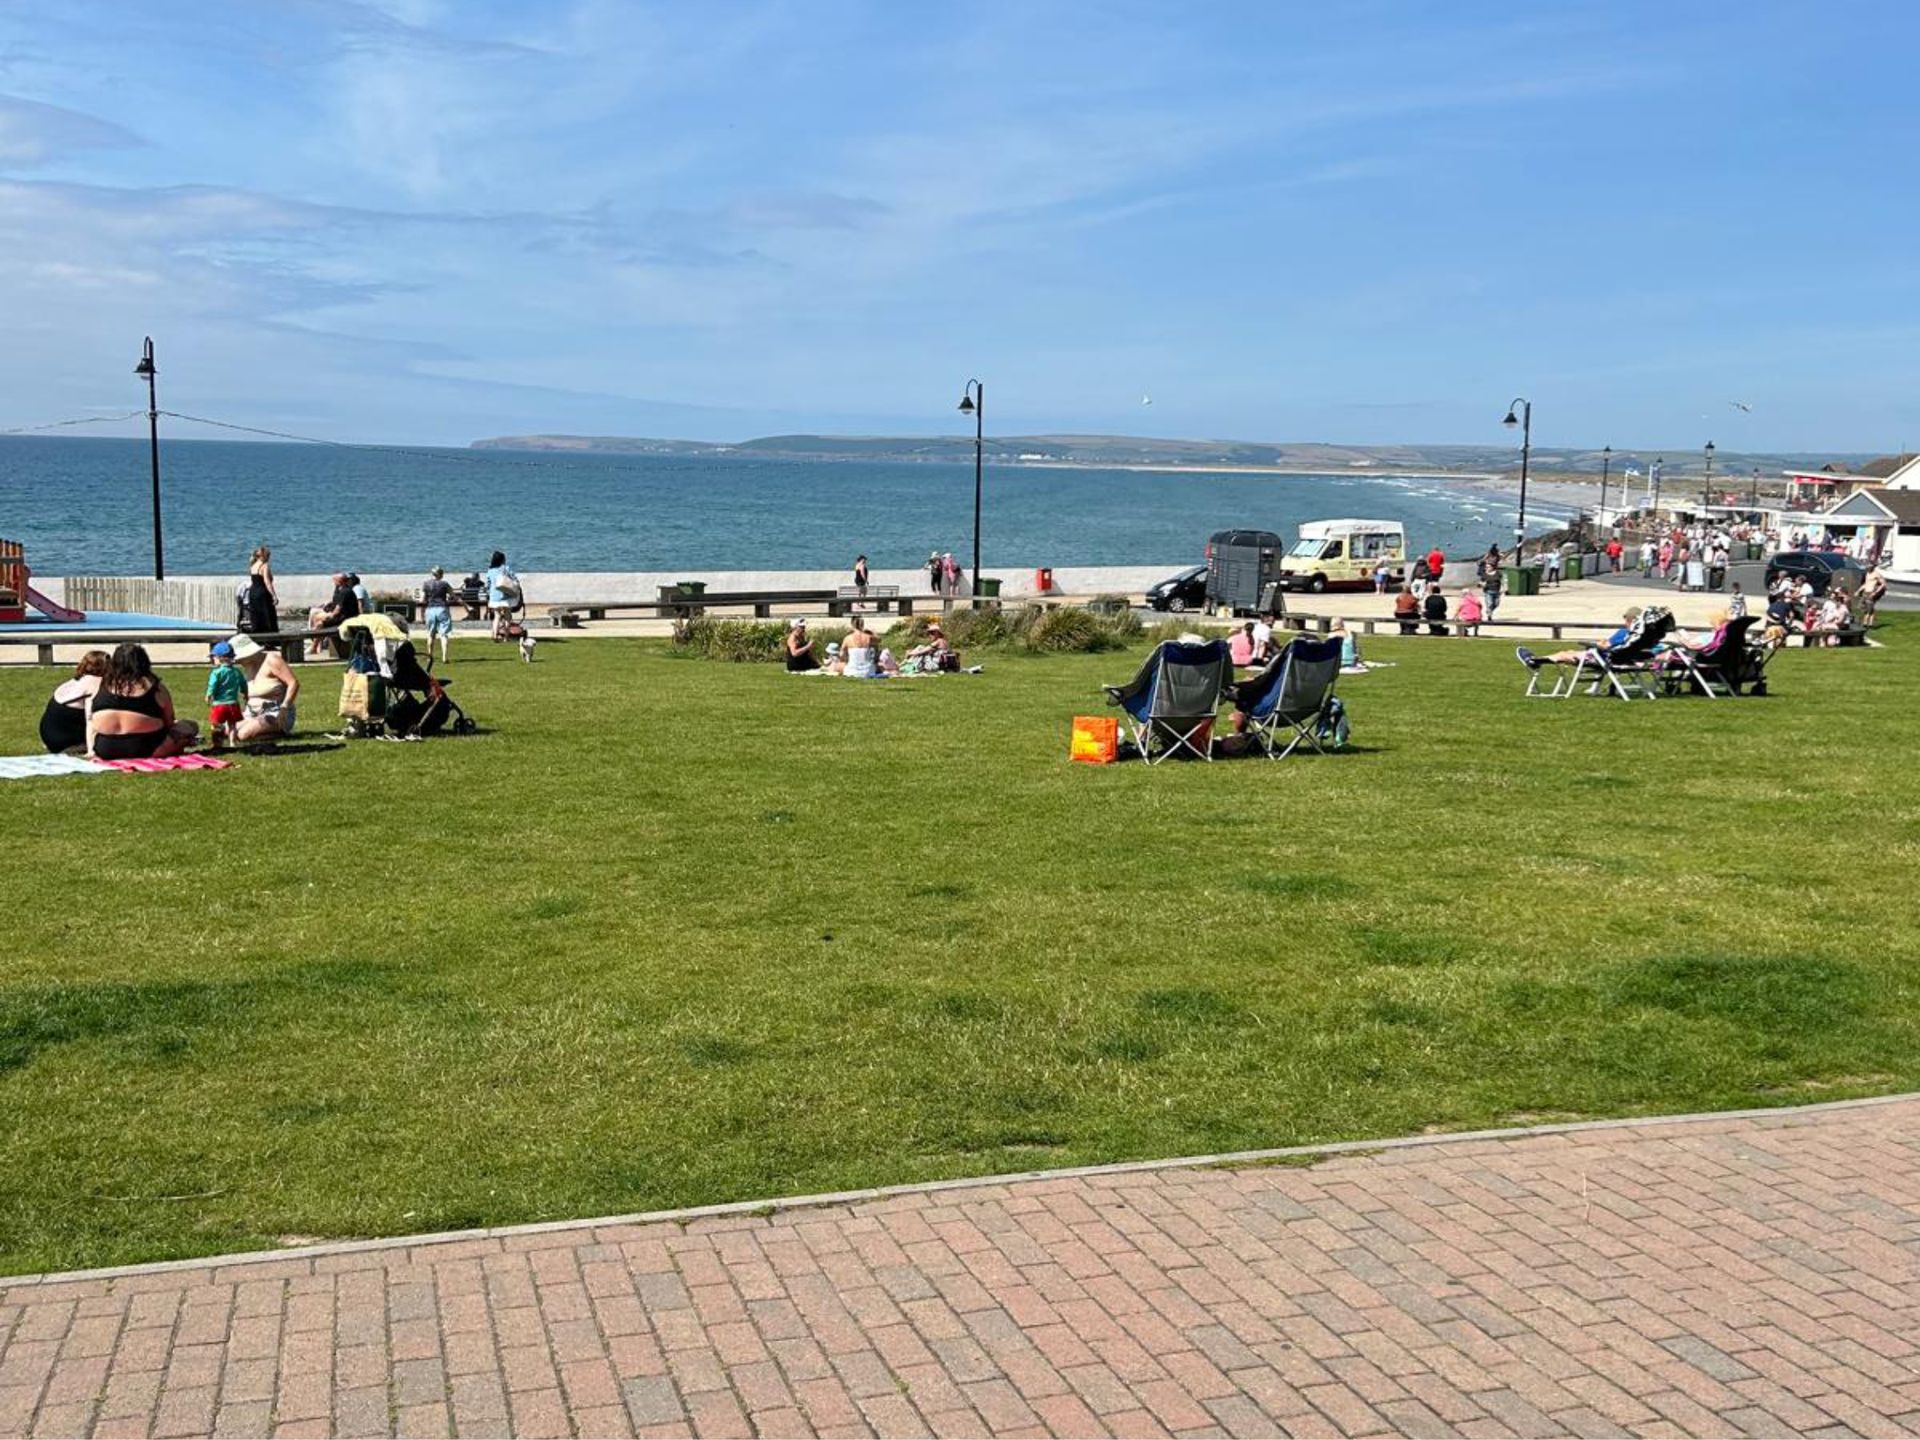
[52,565,1183,614]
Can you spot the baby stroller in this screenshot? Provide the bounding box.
[384,639,477,737]
[338,624,476,738]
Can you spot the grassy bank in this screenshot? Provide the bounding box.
[0,624,1915,1275]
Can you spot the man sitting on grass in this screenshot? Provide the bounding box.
[1517,606,1641,668]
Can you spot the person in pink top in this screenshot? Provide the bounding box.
[1228,621,1258,667]
[1456,586,1484,637]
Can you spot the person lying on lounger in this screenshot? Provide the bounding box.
[1516,607,1641,668]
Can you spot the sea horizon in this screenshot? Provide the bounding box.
[0,434,1584,579]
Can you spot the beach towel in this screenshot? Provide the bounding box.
[0,754,115,781]
[92,755,235,774]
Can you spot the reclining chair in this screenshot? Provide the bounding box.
[1237,637,1343,758]
[1102,639,1230,763]
[1583,607,1677,699]
[1667,614,1763,698]
[1517,608,1676,700]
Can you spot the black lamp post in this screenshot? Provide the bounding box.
[957,380,983,599]
[1702,440,1716,513]
[134,336,164,580]
[1652,457,1664,514]
[1750,467,1760,509]
[1501,398,1531,564]
[1598,444,1612,529]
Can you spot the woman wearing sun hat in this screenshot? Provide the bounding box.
[784,617,820,672]
[228,633,302,742]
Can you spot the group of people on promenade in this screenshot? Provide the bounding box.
[927,551,967,599]
[1632,523,1740,591]
[244,545,523,665]
[843,551,973,602]
[1386,543,1510,637]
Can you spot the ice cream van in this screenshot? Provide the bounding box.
[1277,519,1407,592]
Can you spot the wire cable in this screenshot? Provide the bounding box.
[0,411,146,436]
[156,410,673,474]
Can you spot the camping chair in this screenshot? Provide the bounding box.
[1580,608,1677,700]
[1667,615,1760,698]
[1240,637,1343,758]
[1102,640,1231,763]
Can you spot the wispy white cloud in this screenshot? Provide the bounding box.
[0,93,140,165]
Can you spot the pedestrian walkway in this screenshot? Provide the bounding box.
[3,1097,1916,1438]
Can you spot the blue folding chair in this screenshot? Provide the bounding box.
[1102,640,1231,763]
[1238,637,1343,758]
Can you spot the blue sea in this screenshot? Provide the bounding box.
[0,436,1576,576]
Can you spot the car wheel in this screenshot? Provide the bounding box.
[1310,574,1327,593]
[1170,596,1187,613]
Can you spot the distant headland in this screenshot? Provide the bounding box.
[471,432,1870,481]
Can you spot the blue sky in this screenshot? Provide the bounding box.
[1,1,1915,451]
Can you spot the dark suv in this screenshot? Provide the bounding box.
[1145,564,1208,612]
[1765,551,1867,595]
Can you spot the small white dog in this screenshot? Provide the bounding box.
[519,632,537,663]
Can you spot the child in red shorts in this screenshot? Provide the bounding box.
[206,640,247,749]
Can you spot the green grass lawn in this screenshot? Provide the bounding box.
[2,623,1916,1276]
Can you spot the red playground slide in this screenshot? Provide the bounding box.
[26,585,85,624]
[0,539,87,623]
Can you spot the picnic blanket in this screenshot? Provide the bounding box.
[94,754,235,774]
[0,754,114,781]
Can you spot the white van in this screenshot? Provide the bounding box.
[1278,519,1407,592]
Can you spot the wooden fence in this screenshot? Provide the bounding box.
[63,576,236,624]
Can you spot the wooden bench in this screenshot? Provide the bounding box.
[548,589,845,627]
[1281,612,1624,642]
[1798,624,1874,648]
[0,627,338,666]
[829,585,912,618]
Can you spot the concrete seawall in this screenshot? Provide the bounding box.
[52,566,1187,615]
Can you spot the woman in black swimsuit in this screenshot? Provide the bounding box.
[39,650,109,753]
[87,644,196,759]
[245,545,279,635]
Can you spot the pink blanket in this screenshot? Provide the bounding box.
[93,755,235,774]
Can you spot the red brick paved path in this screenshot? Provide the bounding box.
[3,1098,1917,1438]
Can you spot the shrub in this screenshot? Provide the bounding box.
[672,618,847,663]
[883,603,1143,655]
[937,605,1013,649]
[1091,600,1144,643]
[1025,606,1121,653]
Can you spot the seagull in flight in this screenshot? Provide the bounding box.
[1140,394,1153,406]
[1729,400,1752,413]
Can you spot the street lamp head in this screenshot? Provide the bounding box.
[1501,409,1519,429]
[1603,444,1611,456]
[957,394,975,416]
[134,336,155,378]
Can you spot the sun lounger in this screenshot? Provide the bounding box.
[1515,608,1676,700]
[1665,615,1763,698]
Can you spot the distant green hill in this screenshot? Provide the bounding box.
[471,432,1873,478]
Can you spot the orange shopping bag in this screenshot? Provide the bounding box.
[1069,714,1119,764]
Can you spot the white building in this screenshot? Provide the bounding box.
[1814,487,1920,580]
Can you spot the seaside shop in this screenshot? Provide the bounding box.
[1812,489,1920,579]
